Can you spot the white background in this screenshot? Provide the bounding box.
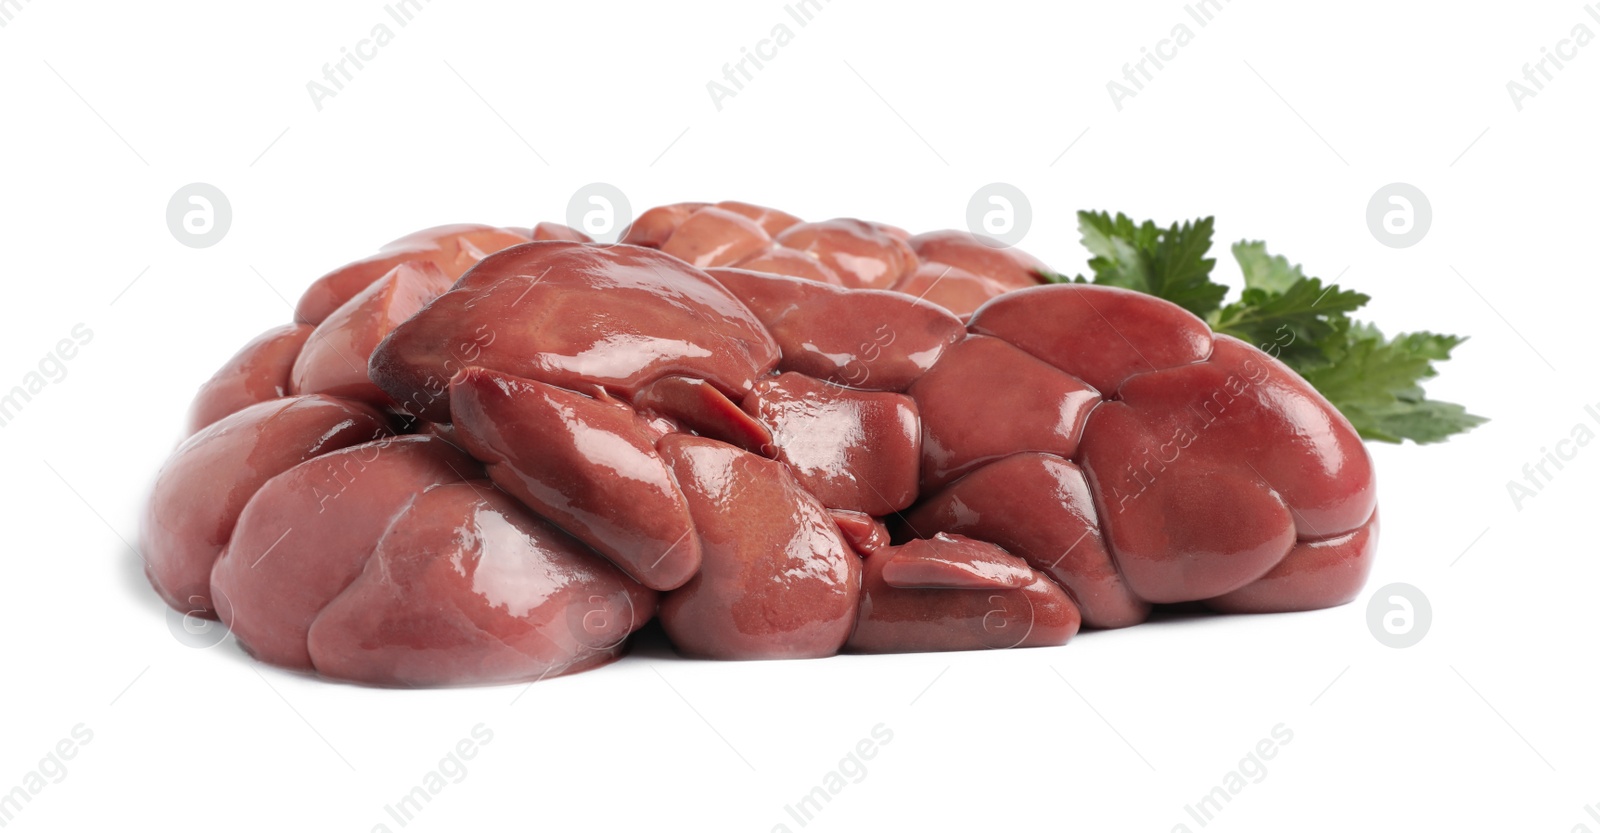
[1,1,1597,830]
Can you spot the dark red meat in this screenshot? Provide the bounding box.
[142,200,1377,687]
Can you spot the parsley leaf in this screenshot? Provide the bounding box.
[1078,211,1227,316]
[1294,323,1486,443]
[1055,215,1484,444]
[1208,243,1369,365]
[1232,239,1306,293]
[1037,269,1087,284]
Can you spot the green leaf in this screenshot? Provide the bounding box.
[1057,215,1483,444]
[1035,268,1088,284]
[1336,399,1489,445]
[1077,211,1227,316]
[1232,240,1304,293]
[1208,242,1370,364]
[1294,324,1484,444]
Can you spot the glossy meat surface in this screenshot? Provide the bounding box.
[849,534,1081,654]
[743,372,921,516]
[295,224,532,325]
[141,200,1377,687]
[450,367,702,592]
[186,323,312,435]
[307,481,656,687]
[370,242,781,422]
[211,435,480,669]
[143,395,389,616]
[657,435,860,660]
[292,261,454,406]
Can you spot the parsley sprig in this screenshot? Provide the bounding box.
[1040,211,1484,444]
